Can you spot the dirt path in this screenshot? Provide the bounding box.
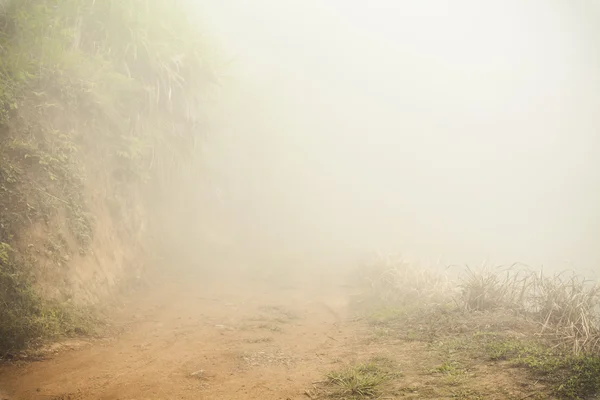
[0,266,549,400]
[0,268,365,400]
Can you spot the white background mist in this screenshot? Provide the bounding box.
[194,0,600,278]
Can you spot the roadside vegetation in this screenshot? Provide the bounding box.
[0,0,219,356]
[312,254,600,399]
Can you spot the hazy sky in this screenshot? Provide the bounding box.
[194,0,600,276]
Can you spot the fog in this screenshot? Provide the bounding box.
[190,0,600,278]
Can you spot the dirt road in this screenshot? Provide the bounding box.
[0,267,363,400]
[0,264,551,400]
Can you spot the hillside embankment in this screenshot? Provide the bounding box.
[0,0,220,355]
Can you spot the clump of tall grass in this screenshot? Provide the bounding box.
[458,265,600,354]
[358,252,454,306]
[458,263,533,312]
[361,253,600,355]
[530,271,600,354]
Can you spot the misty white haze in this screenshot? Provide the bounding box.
[5,3,600,398]
[194,0,600,278]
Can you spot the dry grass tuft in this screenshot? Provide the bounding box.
[458,264,532,312]
[360,253,600,356]
[359,252,454,306]
[310,357,401,399]
[530,271,600,354]
[458,265,600,354]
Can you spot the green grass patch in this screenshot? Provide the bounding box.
[0,260,97,356]
[322,357,401,399]
[432,360,464,376]
[430,331,600,399]
[484,337,600,399]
